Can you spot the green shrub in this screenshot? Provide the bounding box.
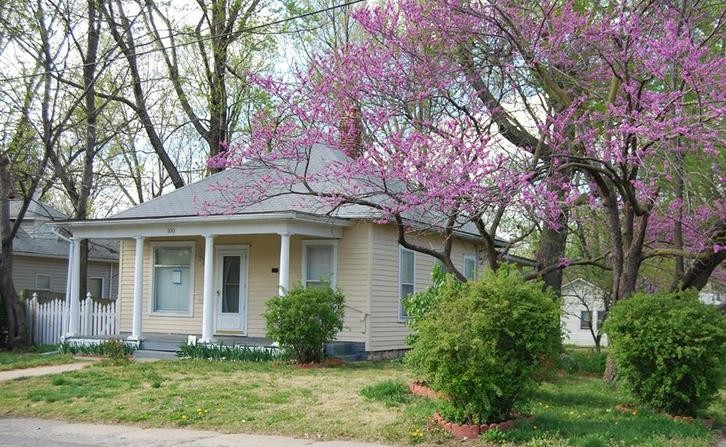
[406,266,561,424]
[176,342,286,362]
[265,284,344,363]
[604,290,726,416]
[403,263,465,344]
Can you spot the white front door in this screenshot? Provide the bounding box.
[215,247,248,334]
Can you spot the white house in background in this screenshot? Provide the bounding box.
[10,200,119,300]
[59,146,534,358]
[562,278,725,348]
[561,279,609,348]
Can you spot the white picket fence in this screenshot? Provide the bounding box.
[25,293,118,345]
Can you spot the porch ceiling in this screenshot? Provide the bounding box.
[60,212,350,240]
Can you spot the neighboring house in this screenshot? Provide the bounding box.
[561,279,609,348]
[11,200,119,300]
[561,278,725,348]
[61,147,533,357]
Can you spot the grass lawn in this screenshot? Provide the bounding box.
[0,351,74,372]
[0,359,720,447]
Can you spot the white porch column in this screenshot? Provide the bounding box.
[62,238,74,335]
[278,233,291,296]
[201,234,215,343]
[66,238,82,337]
[129,236,144,341]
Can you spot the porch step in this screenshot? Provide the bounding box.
[139,340,181,352]
[133,349,179,360]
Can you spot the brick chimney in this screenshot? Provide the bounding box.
[338,102,363,158]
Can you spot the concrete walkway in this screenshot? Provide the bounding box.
[0,362,93,382]
[0,418,391,447]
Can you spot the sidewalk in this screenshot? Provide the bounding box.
[0,418,392,447]
[0,362,93,382]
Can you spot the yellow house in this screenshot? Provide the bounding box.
[61,149,532,358]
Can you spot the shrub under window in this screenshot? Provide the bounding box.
[604,290,726,416]
[264,284,344,363]
[406,266,561,424]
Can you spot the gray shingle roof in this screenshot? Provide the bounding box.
[14,228,119,261]
[10,200,68,220]
[101,145,507,246]
[108,145,376,220]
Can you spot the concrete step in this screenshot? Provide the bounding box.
[139,340,181,352]
[133,350,178,360]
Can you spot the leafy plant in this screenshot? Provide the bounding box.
[406,266,561,424]
[604,290,726,416]
[59,339,136,359]
[403,263,464,344]
[265,284,344,363]
[176,342,286,362]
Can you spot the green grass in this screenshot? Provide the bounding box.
[0,351,74,371]
[0,360,720,446]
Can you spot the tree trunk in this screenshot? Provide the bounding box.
[602,354,617,384]
[536,224,568,294]
[0,156,28,349]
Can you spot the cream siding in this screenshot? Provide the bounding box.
[368,224,480,352]
[117,223,370,343]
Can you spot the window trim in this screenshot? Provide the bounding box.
[148,241,196,317]
[88,276,105,299]
[301,240,338,288]
[35,274,51,291]
[463,255,477,281]
[398,246,416,322]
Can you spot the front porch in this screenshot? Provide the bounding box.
[62,212,351,346]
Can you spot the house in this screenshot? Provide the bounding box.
[561,279,609,348]
[10,200,118,300]
[60,147,531,358]
[561,278,725,348]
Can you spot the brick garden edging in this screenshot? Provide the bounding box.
[433,412,522,439]
[409,382,530,439]
[408,381,445,399]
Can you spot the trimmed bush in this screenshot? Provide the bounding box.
[406,266,561,424]
[604,290,726,416]
[265,284,344,363]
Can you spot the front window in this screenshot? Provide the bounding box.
[399,247,415,320]
[303,242,336,288]
[153,244,193,313]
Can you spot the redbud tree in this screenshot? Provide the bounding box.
[211,0,724,295]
